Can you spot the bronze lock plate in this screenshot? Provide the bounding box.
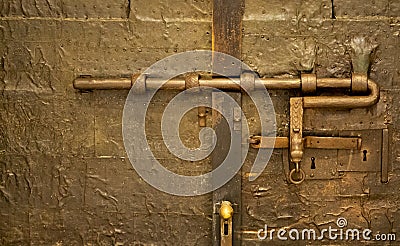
[282,129,389,181]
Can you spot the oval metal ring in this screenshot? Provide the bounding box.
[289,168,305,185]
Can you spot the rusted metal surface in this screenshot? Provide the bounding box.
[1,0,399,245]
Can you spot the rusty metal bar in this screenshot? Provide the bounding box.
[261,77,301,89]
[146,78,186,90]
[72,76,359,91]
[73,77,132,90]
[304,136,361,150]
[250,136,362,150]
[249,136,288,149]
[200,78,241,90]
[73,75,380,108]
[73,76,302,90]
[316,77,351,88]
[303,79,379,108]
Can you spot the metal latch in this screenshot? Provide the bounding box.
[250,136,361,150]
[250,134,363,184]
[250,82,388,184]
[74,71,382,184]
[250,130,389,184]
[249,79,383,185]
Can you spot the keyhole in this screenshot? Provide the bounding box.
[311,157,316,169]
[363,150,368,161]
[223,221,229,235]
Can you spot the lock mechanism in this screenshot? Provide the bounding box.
[74,71,382,185]
[219,201,234,246]
[289,97,305,184]
[74,72,379,123]
[246,72,387,185]
[250,128,389,184]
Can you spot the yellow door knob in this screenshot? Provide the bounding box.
[219,201,233,220]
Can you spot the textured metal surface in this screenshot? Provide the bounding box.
[240,0,399,243]
[0,0,399,245]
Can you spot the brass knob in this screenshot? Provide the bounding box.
[219,201,233,220]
